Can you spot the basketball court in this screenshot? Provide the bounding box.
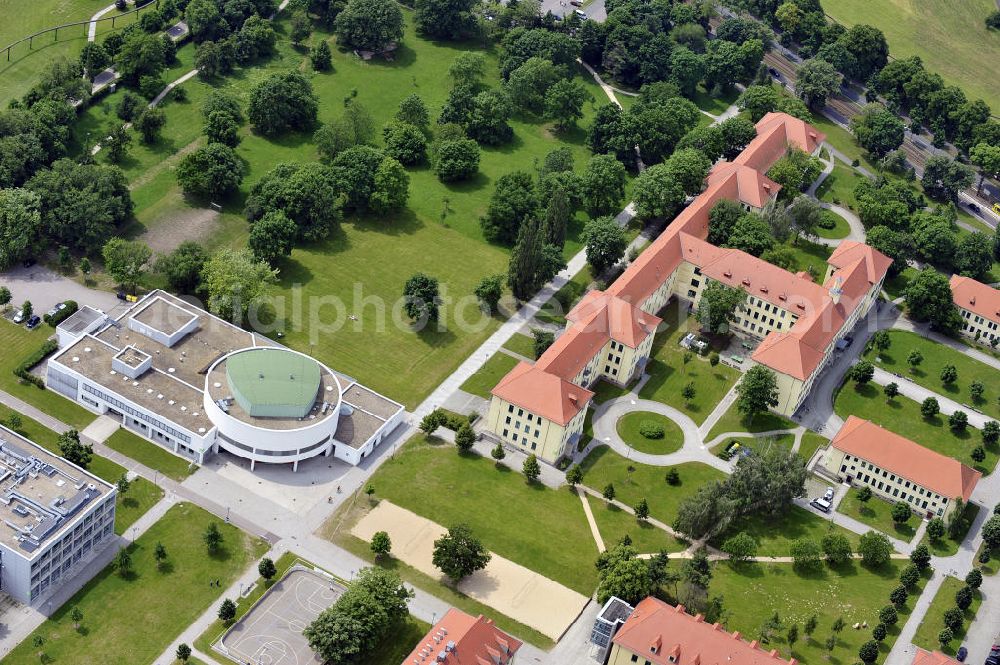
[217,568,343,665]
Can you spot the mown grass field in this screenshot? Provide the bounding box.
[615,410,684,454]
[864,329,1000,421]
[711,559,924,664]
[912,576,982,656]
[639,301,740,424]
[824,0,1000,113]
[0,0,140,107]
[4,502,268,665]
[71,12,625,410]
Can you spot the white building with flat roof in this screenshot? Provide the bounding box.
[0,426,116,604]
[46,291,404,470]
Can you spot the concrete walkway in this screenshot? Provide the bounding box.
[577,489,606,553]
[87,1,122,42]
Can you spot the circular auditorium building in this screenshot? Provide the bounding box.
[203,347,344,470]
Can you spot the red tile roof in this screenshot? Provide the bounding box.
[912,648,963,665]
[734,112,826,171]
[489,113,888,418]
[490,361,594,426]
[831,416,981,501]
[613,598,797,665]
[950,275,1000,324]
[399,608,521,665]
[707,161,782,209]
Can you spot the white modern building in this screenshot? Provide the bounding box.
[0,426,116,604]
[46,291,404,470]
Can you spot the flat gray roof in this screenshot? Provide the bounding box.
[0,427,112,558]
[57,306,104,336]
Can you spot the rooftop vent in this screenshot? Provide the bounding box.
[723,270,732,278]
[84,347,91,353]
[71,357,79,363]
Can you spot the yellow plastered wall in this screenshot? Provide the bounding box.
[958,307,1000,346]
[486,395,586,464]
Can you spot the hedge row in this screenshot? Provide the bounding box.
[13,339,59,388]
[44,300,78,327]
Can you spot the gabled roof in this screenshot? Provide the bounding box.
[490,361,593,426]
[707,161,781,209]
[911,648,963,665]
[399,608,521,665]
[828,240,894,285]
[735,112,826,171]
[751,332,826,381]
[831,416,981,501]
[568,291,662,348]
[612,598,797,665]
[950,275,1000,324]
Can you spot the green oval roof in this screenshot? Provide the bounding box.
[225,348,322,419]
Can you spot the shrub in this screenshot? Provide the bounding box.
[44,300,79,327]
[638,421,665,439]
[13,339,59,387]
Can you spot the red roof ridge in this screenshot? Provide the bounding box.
[950,275,1000,322]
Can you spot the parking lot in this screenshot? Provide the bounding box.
[218,568,344,665]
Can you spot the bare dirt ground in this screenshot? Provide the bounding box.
[351,500,590,641]
[140,206,220,254]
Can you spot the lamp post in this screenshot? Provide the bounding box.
[131,526,137,545]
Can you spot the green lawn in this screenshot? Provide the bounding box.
[710,559,922,664]
[578,446,726,526]
[459,351,520,399]
[0,404,162,534]
[714,504,862,557]
[883,266,919,300]
[615,411,684,455]
[3,502,268,665]
[778,237,834,277]
[638,301,740,424]
[535,266,593,326]
[706,401,797,442]
[816,161,867,210]
[865,330,1000,421]
[0,0,141,107]
[825,0,1000,114]
[103,428,195,481]
[813,209,852,240]
[834,379,998,475]
[584,494,687,553]
[711,433,796,457]
[912,576,982,656]
[591,380,632,405]
[799,431,830,464]
[327,433,604,596]
[95,12,624,410]
[691,84,740,116]
[502,333,536,360]
[837,487,918,540]
[923,502,980,557]
[0,322,98,429]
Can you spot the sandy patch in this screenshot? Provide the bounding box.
[351,501,589,640]
[142,206,220,254]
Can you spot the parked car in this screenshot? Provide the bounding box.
[570,0,583,6]
[810,498,832,513]
[26,315,41,329]
[968,203,981,215]
[768,67,780,78]
[12,310,25,324]
[955,645,966,662]
[574,9,588,19]
[823,487,835,502]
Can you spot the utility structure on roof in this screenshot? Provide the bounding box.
[46,291,404,470]
[485,112,891,464]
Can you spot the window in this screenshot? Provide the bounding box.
[687,290,696,298]
[691,279,700,288]
[505,416,511,424]
[517,408,523,416]
[508,404,514,413]
[512,434,518,442]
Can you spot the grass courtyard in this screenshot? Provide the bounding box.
[103,427,196,481]
[710,559,923,664]
[705,401,797,442]
[638,301,740,424]
[912,576,982,656]
[615,411,684,454]
[837,487,918,541]
[865,330,1000,421]
[824,0,1000,113]
[813,209,852,240]
[578,446,725,527]
[3,502,268,665]
[816,161,866,210]
[583,494,687,554]
[834,380,998,475]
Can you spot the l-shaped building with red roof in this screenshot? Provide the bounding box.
[485,112,891,464]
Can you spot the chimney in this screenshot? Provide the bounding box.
[568,393,578,405]
[970,296,976,305]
